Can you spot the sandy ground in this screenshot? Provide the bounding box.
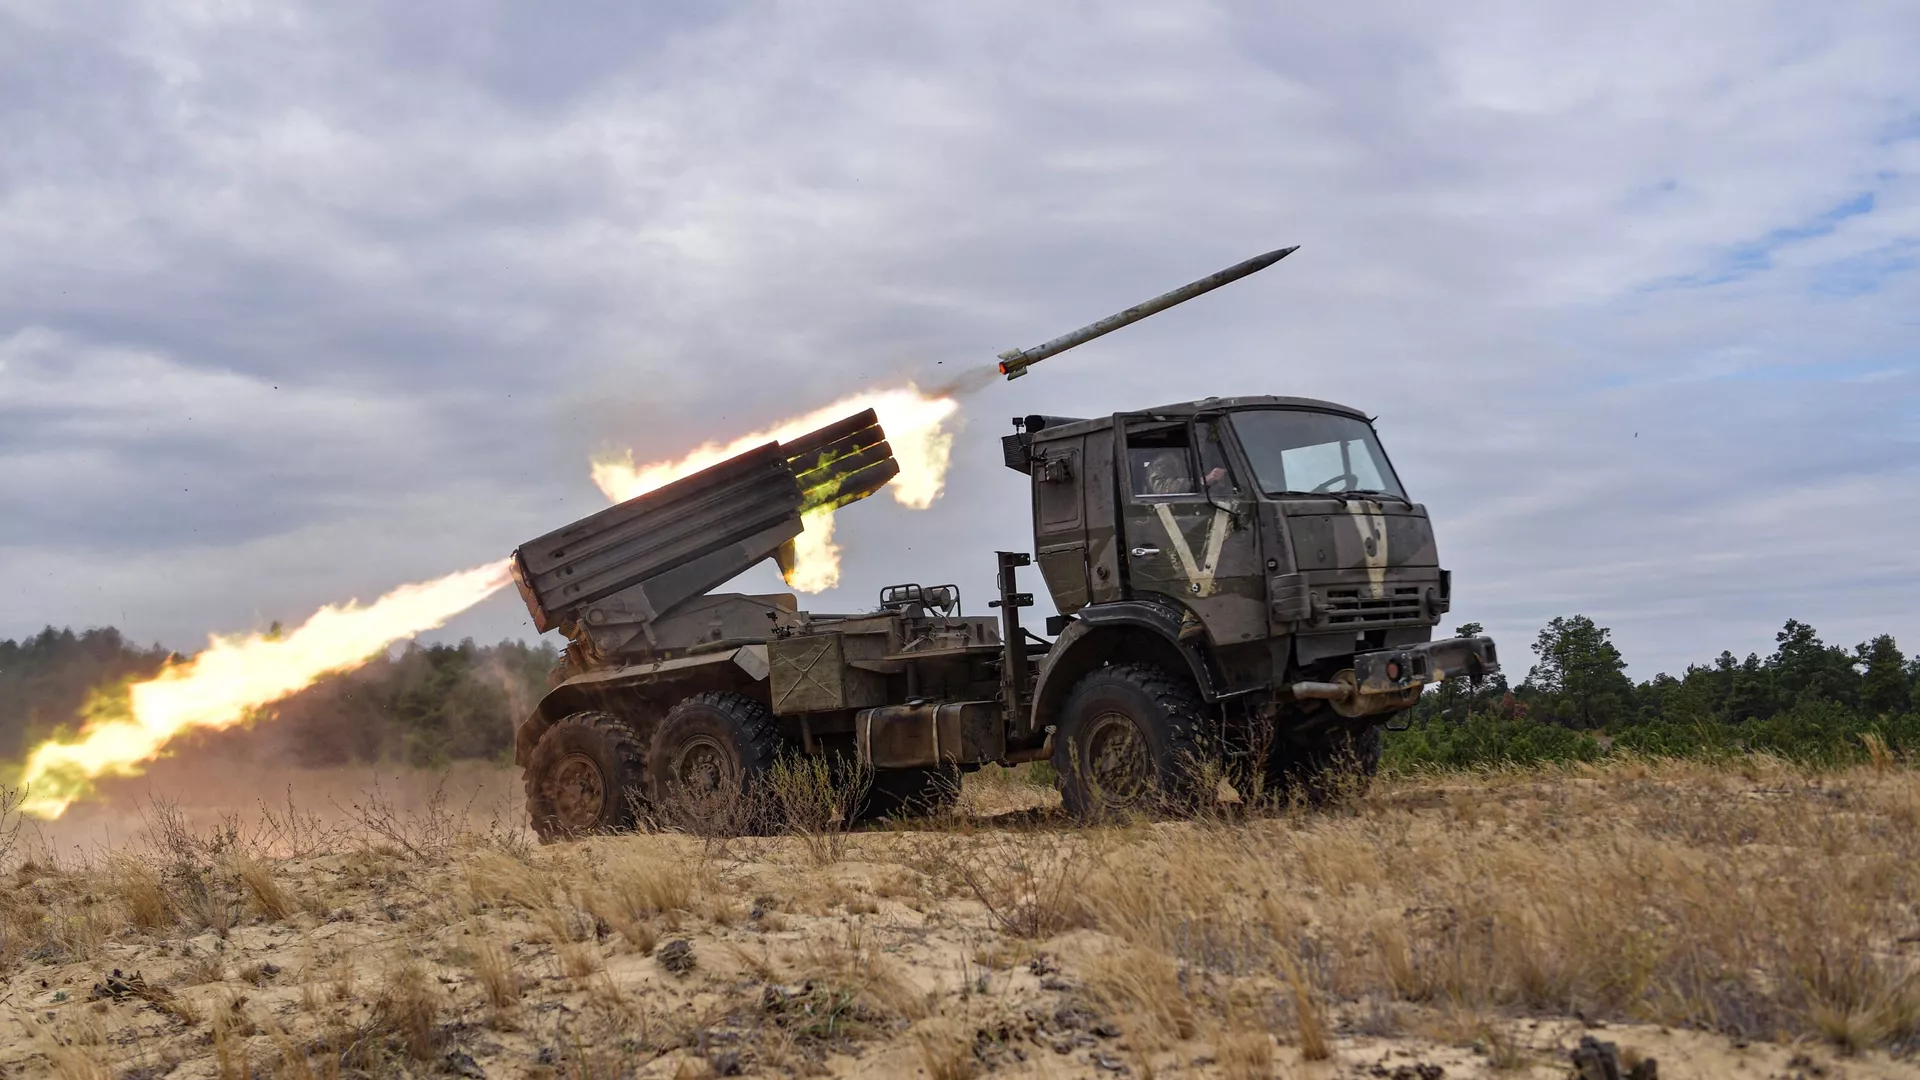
[3,759,1917,1079]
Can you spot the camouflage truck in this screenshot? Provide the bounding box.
[509,251,1499,837]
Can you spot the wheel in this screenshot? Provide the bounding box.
[854,766,961,823]
[646,692,783,832]
[523,711,646,842]
[1264,723,1381,805]
[1052,664,1208,822]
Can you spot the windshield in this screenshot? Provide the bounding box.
[1230,409,1407,499]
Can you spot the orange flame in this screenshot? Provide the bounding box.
[18,559,513,819]
[590,384,961,591]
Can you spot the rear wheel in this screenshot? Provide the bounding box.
[523,711,646,842]
[646,692,783,833]
[1264,723,1382,806]
[1052,664,1207,822]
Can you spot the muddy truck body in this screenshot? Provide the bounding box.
[510,251,1498,836]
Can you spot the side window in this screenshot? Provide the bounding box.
[1036,446,1082,529]
[1197,420,1239,499]
[1127,423,1196,498]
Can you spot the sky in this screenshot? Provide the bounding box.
[2,0,1917,681]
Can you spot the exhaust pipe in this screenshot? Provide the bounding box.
[1288,681,1351,702]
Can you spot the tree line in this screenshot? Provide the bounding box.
[6,613,1915,780]
[0,626,555,777]
[1391,615,1920,769]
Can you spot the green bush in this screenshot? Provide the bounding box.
[1387,704,1920,773]
[1382,712,1602,772]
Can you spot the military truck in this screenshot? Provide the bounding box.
[509,250,1499,838]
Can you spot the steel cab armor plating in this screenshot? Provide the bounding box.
[1005,395,1497,716]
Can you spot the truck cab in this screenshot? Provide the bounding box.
[1005,396,1496,814]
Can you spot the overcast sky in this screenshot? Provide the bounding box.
[3,1,1917,680]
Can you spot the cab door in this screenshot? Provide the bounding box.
[1030,434,1090,612]
[1118,416,1267,645]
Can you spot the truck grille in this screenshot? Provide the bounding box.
[1323,586,1424,627]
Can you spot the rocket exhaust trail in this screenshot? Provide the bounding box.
[16,560,514,819]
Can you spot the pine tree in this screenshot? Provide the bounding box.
[1522,615,1634,729]
[1770,620,1859,709]
[1727,652,1773,722]
[1857,635,1911,717]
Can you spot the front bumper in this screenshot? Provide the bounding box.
[1287,634,1500,718]
[1353,634,1500,695]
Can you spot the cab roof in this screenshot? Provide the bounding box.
[1026,395,1368,442]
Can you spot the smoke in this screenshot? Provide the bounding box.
[923,363,1002,400]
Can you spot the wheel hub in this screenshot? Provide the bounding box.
[550,752,607,827]
[674,735,735,795]
[1083,711,1152,808]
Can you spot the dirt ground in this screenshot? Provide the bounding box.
[3,757,1917,1079]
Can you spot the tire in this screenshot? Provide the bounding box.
[523,711,646,842]
[855,766,961,823]
[1264,723,1381,806]
[646,692,783,833]
[1052,664,1208,822]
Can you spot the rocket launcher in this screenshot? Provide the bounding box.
[510,409,897,644]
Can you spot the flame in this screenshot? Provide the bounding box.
[17,559,513,819]
[590,384,960,590]
[785,511,841,592]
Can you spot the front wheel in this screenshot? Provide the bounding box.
[1052,664,1208,822]
[523,711,646,842]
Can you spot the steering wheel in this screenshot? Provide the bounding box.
[1312,473,1361,493]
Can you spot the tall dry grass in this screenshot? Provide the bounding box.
[0,785,22,869]
[1059,756,1920,1054]
[765,755,865,865]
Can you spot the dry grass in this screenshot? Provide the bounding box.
[0,785,23,870]
[1215,1022,1274,1080]
[469,934,522,1012]
[793,924,931,1028]
[1282,950,1332,1061]
[3,760,1918,1078]
[1046,759,1920,1061]
[369,958,442,1062]
[110,856,175,930]
[948,832,1095,938]
[580,847,696,953]
[766,754,864,865]
[237,858,298,920]
[1083,945,1196,1051]
[600,848,694,917]
[911,1016,979,1080]
[462,849,555,910]
[560,941,603,979]
[31,1017,114,1080]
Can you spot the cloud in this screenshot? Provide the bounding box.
[1,0,1917,678]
